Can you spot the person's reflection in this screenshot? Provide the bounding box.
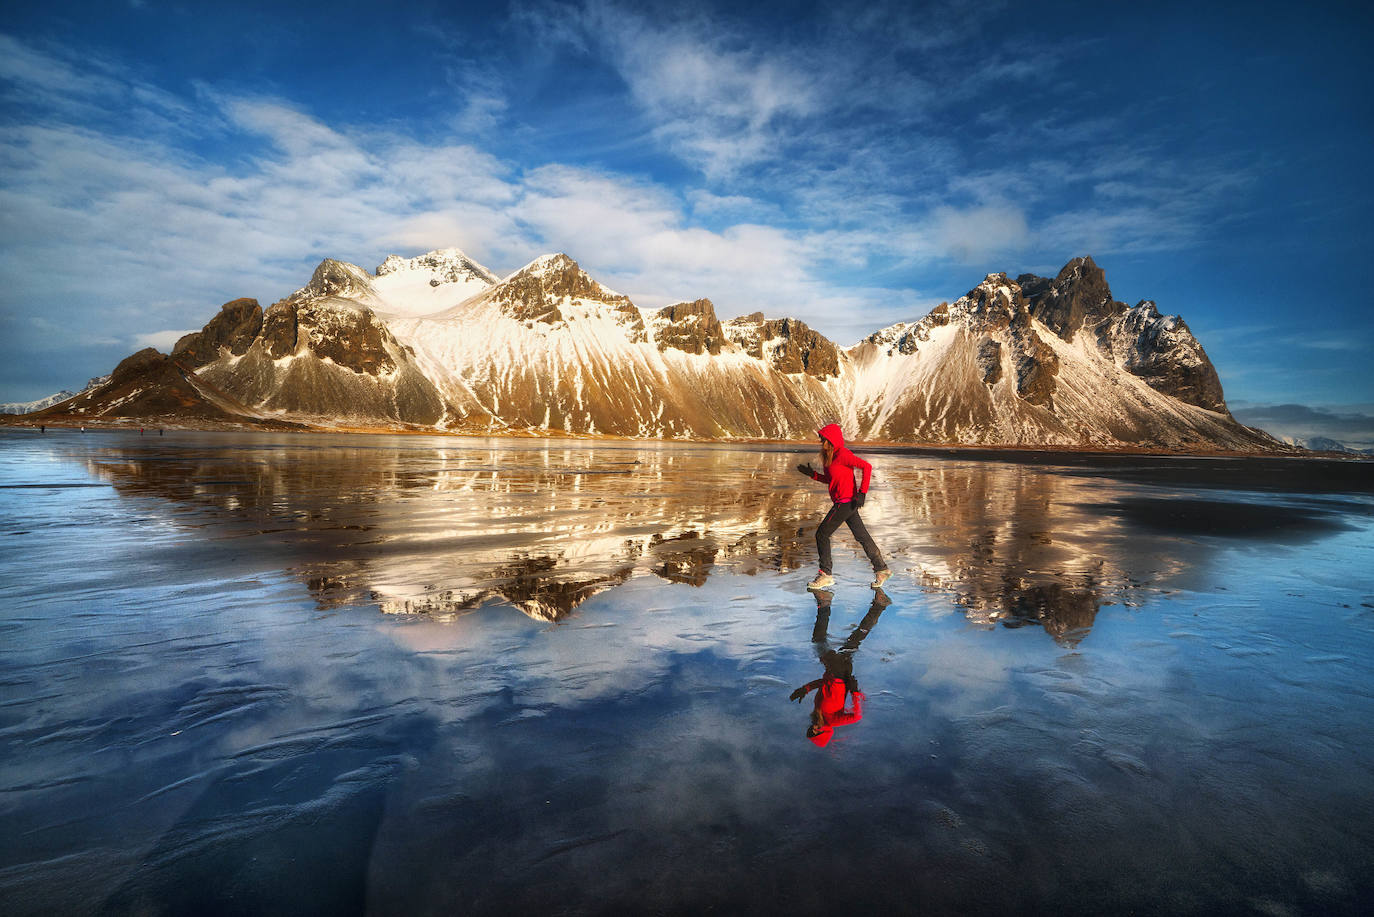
[790,589,889,746]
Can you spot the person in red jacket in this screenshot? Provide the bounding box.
[790,588,889,746]
[796,423,890,591]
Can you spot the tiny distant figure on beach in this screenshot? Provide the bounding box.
[791,589,890,746]
[797,423,890,591]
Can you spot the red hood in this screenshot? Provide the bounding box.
[808,725,834,747]
[818,424,845,449]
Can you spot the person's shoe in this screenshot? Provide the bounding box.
[870,569,892,589]
[807,572,835,591]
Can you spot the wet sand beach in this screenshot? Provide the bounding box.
[1,429,1371,915]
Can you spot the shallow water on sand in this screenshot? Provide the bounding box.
[1,430,1372,915]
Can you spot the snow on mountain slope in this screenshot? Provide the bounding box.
[176,261,456,427]
[371,248,499,318]
[28,247,1284,451]
[250,247,499,320]
[839,270,1275,449]
[389,254,838,439]
[2,390,79,415]
[1,375,111,415]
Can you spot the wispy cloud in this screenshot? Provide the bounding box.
[0,3,1344,402]
[546,1,824,178]
[0,29,925,380]
[133,329,195,352]
[1292,335,1367,352]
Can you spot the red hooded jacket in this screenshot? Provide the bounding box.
[808,676,864,747]
[809,423,872,505]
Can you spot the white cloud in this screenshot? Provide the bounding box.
[565,1,823,178]
[134,329,195,352]
[926,203,1031,265]
[0,12,1290,398]
[0,31,931,387]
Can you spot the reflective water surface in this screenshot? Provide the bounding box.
[1,430,1372,915]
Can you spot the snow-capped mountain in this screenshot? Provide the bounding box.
[388,253,839,438]
[178,261,455,427]
[1,375,109,415]
[1297,436,1373,455]
[372,247,499,318]
[2,390,79,415]
[16,247,1285,451]
[843,257,1263,448]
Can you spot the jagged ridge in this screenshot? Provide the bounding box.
[19,248,1285,451]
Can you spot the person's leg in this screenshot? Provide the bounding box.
[844,510,888,572]
[840,594,888,654]
[815,503,848,574]
[812,590,833,648]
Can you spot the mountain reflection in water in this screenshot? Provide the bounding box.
[65,434,1365,640]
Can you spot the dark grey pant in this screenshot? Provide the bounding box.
[816,502,887,575]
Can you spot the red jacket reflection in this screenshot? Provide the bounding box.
[801,675,864,747]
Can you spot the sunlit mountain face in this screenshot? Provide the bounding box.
[21,252,1285,453]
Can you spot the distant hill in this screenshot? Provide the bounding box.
[1301,436,1374,456]
[1,375,107,414]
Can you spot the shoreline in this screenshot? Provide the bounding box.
[1,411,1359,462]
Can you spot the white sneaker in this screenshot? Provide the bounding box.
[870,569,892,589]
[807,572,835,591]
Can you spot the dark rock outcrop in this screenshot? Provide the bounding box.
[261,299,300,359]
[654,299,726,355]
[1101,301,1227,413]
[977,340,1003,385]
[1013,330,1059,406]
[1022,256,1114,340]
[723,315,840,379]
[261,299,398,376]
[949,275,1060,405]
[173,298,263,368]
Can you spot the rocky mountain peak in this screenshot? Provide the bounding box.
[723,314,841,379]
[1100,299,1226,413]
[376,248,498,287]
[172,298,263,369]
[290,259,379,305]
[651,299,726,355]
[490,253,635,325]
[1023,255,1114,340]
[952,273,1027,332]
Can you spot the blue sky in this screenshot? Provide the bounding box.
[1,0,1371,443]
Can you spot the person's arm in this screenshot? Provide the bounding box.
[789,679,823,702]
[829,690,865,725]
[851,452,873,495]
